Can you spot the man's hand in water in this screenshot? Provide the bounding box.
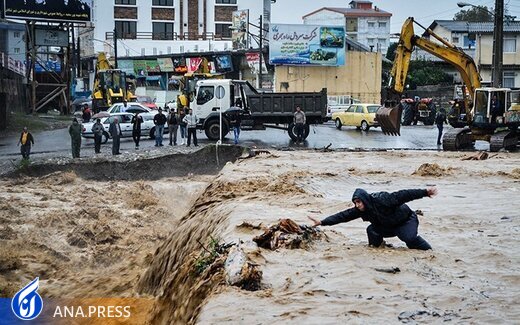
[308,216,321,227]
[427,187,438,197]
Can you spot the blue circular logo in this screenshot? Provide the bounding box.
[11,277,44,320]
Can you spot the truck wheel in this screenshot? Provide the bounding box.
[205,119,229,141]
[401,103,413,126]
[102,132,109,144]
[335,118,342,129]
[361,120,370,131]
[288,123,310,140]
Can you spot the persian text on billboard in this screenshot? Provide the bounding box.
[269,24,345,66]
[4,0,92,23]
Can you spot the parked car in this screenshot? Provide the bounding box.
[137,96,158,110]
[107,102,151,114]
[81,112,165,143]
[332,103,381,131]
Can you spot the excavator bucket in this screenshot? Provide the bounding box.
[376,103,402,136]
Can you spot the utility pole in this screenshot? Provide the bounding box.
[113,28,118,69]
[258,15,263,89]
[491,0,503,87]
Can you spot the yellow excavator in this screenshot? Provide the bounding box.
[377,17,519,151]
[92,52,137,112]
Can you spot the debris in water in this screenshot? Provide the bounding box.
[461,151,490,161]
[253,218,323,250]
[236,221,264,230]
[375,267,401,274]
[224,246,262,291]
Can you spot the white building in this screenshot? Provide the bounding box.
[302,0,392,54]
[79,0,269,59]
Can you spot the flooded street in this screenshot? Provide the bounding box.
[1,147,519,323]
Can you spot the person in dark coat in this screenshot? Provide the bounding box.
[308,187,438,250]
[435,108,447,145]
[490,94,503,123]
[108,117,123,155]
[91,118,105,154]
[17,126,34,160]
[230,111,241,144]
[68,118,82,158]
[131,112,143,149]
[153,109,167,147]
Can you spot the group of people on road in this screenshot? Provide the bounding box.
[151,107,200,147]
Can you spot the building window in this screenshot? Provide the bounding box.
[115,21,137,39]
[13,31,20,38]
[216,0,237,4]
[504,38,517,53]
[153,0,173,5]
[367,38,374,45]
[346,18,358,32]
[503,71,515,88]
[153,22,174,40]
[378,38,386,46]
[367,22,375,28]
[215,23,232,38]
[14,48,20,54]
[115,0,136,5]
[378,21,386,28]
[452,36,459,44]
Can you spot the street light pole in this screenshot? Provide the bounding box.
[491,0,503,87]
[258,15,263,89]
[113,28,118,69]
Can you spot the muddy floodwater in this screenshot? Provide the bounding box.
[1,148,519,324]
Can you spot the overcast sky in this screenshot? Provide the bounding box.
[269,0,520,33]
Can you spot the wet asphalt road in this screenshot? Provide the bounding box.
[0,122,489,161]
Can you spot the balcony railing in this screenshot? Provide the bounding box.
[106,31,231,41]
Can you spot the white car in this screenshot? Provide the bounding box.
[107,102,151,114]
[81,112,165,143]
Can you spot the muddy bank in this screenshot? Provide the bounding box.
[2,144,245,180]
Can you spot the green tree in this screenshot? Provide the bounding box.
[453,6,493,22]
[386,42,398,62]
[406,61,453,88]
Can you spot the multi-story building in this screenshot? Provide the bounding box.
[0,20,26,65]
[424,20,520,87]
[79,0,269,59]
[302,0,392,54]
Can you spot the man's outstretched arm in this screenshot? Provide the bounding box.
[390,187,437,206]
[309,207,360,227]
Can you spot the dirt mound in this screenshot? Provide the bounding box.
[3,145,245,180]
[218,173,307,197]
[413,163,454,177]
[511,168,520,179]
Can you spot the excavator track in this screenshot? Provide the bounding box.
[490,130,518,152]
[442,127,473,151]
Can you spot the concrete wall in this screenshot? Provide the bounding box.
[274,51,382,103]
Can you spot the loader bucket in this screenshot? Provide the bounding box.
[376,103,402,136]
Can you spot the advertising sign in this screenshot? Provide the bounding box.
[231,9,249,50]
[186,57,203,73]
[157,58,174,72]
[269,24,345,66]
[133,60,148,77]
[35,28,69,47]
[245,52,267,74]
[4,0,93,23]
[145,60,160,73]
[118,60,135,76]
[214,55,233,73]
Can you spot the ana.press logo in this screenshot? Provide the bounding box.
[11,277,44,320]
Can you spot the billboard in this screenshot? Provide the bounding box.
[269,24,345,66]
[35,28,69,47]
[4,0,92,23]
[231,9,249,50]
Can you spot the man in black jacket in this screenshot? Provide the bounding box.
[308,187,437,250]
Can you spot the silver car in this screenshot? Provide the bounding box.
[81,112,160,143]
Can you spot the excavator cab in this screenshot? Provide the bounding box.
[472,88,508,127]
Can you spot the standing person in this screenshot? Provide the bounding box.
[108,117,122,155]
[183,108,199,147]
[490,94,502,123]
[153,108,167,147]
[122,100,128,112]
[435,108,447,145]
[82,104,91,123]
[230,111,241,144]
[17,126,34,160]
[167,109,179,146]
[68,118,82,158]
[91,118,105,154]
[308,187,438,250]
[293,105,306,143]
[179,107,187,145]
[131,112,143,149]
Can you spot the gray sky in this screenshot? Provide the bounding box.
[270,0,520,33]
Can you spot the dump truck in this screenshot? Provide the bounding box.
[190,79,328,141]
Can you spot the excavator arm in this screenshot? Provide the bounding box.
[378,17,482,135]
